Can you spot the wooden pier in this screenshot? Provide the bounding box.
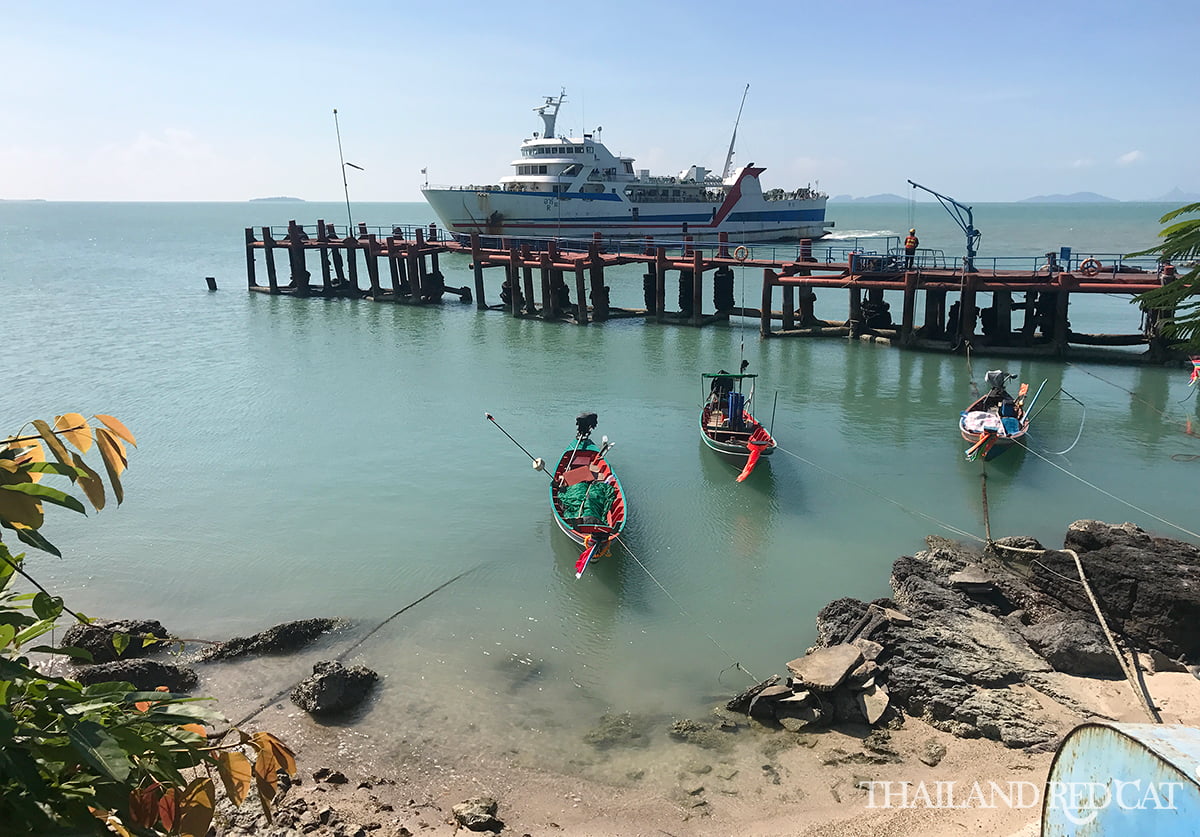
[243,221,1185,364]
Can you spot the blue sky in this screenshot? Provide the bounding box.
[3,0,1196,202]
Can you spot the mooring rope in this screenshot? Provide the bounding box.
[991,541,1161,724]
[773,444,986,545]
[231,565,481,728]
[1065,361,1200,432]
[612,533,758,684]
[1015,440,1200,542]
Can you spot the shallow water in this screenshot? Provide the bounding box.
[3,200,1197,782]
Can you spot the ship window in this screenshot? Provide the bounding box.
[624,162,634,173]
[539,165,547,174]
[586,146,593,153]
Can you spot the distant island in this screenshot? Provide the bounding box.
[1149,187,1200,203]
[829,193,907,204]
[249,196,306,202]
[1018,192,1118,204]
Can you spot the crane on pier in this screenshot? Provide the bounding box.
[908,180,981,272]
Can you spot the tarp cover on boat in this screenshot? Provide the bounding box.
[559,480,616,523]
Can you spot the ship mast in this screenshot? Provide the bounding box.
[721,84,750,181]
[535,89,566,139]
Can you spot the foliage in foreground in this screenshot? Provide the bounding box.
[1,414,296,835]
[1131,202,1200,351]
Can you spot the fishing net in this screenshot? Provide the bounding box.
[558,480,616,523]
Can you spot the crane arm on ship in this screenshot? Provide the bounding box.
[907,179,981,272]
[722,84,751,182]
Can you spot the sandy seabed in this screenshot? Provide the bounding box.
[202,664,1200,837]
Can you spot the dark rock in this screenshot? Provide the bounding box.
[290,660,378,715]
[785,645,863,692]
[1031,521,1200,661]
[451,797,503,832]
[74,659,198,692]
[918,737,947,767]
[726,675,782,716]
[668,719,734,751]
[62,619,169,664]
[198,618,345,662]
[1020,617,1123,677]
[583,712,652,749]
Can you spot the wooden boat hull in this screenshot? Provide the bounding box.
[699,403,777,459]
[548,438,626,547]
[960,388,1029,461]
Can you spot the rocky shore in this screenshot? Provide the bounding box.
[57,520,1200,836]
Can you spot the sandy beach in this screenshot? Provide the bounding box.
[202,661,1200,836]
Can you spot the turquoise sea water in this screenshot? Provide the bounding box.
[2,200,1197,781]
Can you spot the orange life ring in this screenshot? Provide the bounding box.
[1080,257,1102,277]
[733,245,749,262]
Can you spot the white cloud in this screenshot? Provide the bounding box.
[1070,158,1094,168]
[1117,150,1144,166]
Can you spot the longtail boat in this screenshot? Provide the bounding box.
[960,370,1039,461]
[549,412,627,578]
[700,363,777,481]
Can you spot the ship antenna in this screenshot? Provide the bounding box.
[535,88,566,139]
[722,84,750,181]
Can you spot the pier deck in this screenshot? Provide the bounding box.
[242,220,1185,365]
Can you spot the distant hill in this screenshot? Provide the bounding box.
[249,196,306,202]
[1019,192,1118,203]
[1148,188,1200,203]
[829,193,907,204]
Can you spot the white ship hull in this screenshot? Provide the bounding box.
[422,183,828,244]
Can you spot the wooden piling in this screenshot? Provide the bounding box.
[470,233,487,310]
[206,276,217,291]
[960,274,979,343]
[655,247,668,324]
[573,263,589,325]
[318,221,333,294]
[691,250,704,326]
[541,254,555,319]
[760,270,774,337]
[588,239,608,322]
[245,228,258,288]
[386,236,402,296]
[262,227,279,293]
[520,244,535,315]
[345,236,359,293]
[365,234,382,297]
[413,229,428,302]
[901,270,918,345]
[288,222,309,297]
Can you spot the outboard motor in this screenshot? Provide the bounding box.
[984,370,1013,394]
[576,412,598,439]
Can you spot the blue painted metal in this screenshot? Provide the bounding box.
[1042,723,1200,835]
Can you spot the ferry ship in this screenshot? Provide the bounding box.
[421,91,830,245]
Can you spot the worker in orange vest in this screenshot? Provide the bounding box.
[904,229,919,270]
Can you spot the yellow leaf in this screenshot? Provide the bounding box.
[216,750,253,807]
[0,460,16,473]
[95,414,137,448]
[97,428,128,469]
[180,723,206,738]
[95,428,127,476]
[0,487,43,529]
[254,772,277,821]
[253,731,297,777]
[71,453,105,511]
[134,701,151,712]
[93,431,124,505]
[54,413,92,453]
[32,419,72,470]
[175,777,215,837]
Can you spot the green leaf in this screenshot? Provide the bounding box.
[112,632,130,657]
[13,619,56,647]
[25,461,87,479]
[29,644,95,662]
[13,525,61,557]
[32,591,64,620]
[67,719,132,781]
[0,624,15,650]
[0,482,87,515]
